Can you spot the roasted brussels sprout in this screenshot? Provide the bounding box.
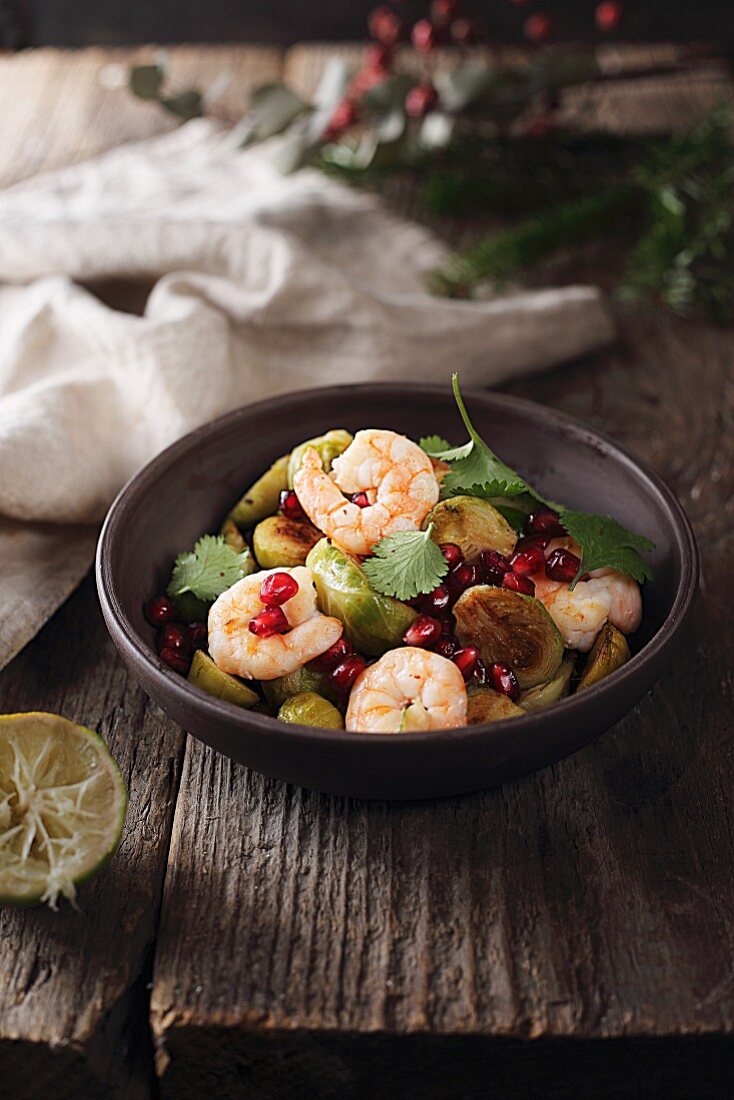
[253,514,322,569]
[426,496,517,560]
[466,686,525,724]
[453,585,563,689]
[278,691,344,729]
[262,664,338,710]
[576,623,630,692]
[227,453,289,530]
[287,429,353,487]
[187,650,259,708]
[307,538,417,656]
[519,653,575,712]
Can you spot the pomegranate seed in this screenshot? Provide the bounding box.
[260,571,299,607]
[364,42,393,70]
[421,584,450,614]
[188,622,208,651]
[249,606,289,638]
[411,18,439,51]
[488,662,521,702]
[330,654,367,693]
[431,0,459,26]
[440,543,463,568]
[368,5,403,45]
[503,572,535,596]
[453,645,480,681]
[545,548,582,584]
[405,82,439,118]
[311,636,353,671]
[447,561,477,601]
[279,489,306,521]
[451,16,480,44]
[351,492,370,508]
[510,544,545,576]
[159,646,191,675]
[159,622,191,655]
[595,1,623,32]
[403,615,443,649]
[515,533,550,552]
[478,549,510,585]
[434,636,459,659]
[524,12,551,40]
[526,505,565,538]
[144,595,175,627]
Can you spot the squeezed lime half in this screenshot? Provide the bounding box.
[0,713,127,908]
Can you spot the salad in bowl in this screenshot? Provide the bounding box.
[143,377,654,734]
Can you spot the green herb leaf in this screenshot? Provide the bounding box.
[167,535,252,602]
[419,434,451,455]
[362,524,449,601]
[558,510,655,587]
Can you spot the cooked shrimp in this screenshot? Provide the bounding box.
[293,429,439,557]
[346,647,467,733]
[531,538,642,652]
[208,566,342,681]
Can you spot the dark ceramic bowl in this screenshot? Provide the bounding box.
[96,385,698,800]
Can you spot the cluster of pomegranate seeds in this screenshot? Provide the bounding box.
[488,662,521,702]
[503,571,535,596]
[403,615,443,649]
[249,606,289,638]
[510,543,545,576]
[453,645,480,681]
[144,596,175,627]
[260,571,299,607]
[146,595,209,675]
[478,549,510,585]
[351,491,370,508]
[545,547,582,584]
[279,489,307,521]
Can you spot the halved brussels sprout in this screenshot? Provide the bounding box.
[227,452,290,530]
[188,650,260,708]
[287,429,353,488]
[519,653,575,712]
[453,585,563,689]
[262,664,338,710]
[278,691,344,729]
[307,538,417,656]
[253,515,323,569]
[426,496,517,560]
[576,623,630,692]
[467,686,524,724]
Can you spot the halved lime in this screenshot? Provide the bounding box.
[0,713,127,909]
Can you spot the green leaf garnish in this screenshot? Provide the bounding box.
[558,510,655,587]
[362,524,449,601]
[167,535,252,602]
[419,434,451,455]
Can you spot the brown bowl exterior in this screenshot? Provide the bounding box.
[96,385,698,800]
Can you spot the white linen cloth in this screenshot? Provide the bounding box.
[0,119,614,670]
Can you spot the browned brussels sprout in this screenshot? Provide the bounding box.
[187,650,259,708]
[576,623,630,692]
[519,653,576,712]
[426,496,517,560]
[253,515,323,569]
[466,687,524,724]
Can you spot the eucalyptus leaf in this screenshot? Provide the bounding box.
[160,90,203,120]
[129,64,164,101]
[240,83,307,147]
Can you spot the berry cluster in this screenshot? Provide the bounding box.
[144,596,207,675]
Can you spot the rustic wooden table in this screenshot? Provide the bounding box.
[0,44,733,1100]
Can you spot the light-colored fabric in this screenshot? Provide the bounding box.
[0,119,614,669]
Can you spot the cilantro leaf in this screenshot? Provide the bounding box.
[362,524,448,600]
[433,375,532,499]
[167,535,251,601]
[558,510,655,587]
[419,434,451,455]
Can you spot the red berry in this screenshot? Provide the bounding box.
[351,491,370,508]
[403,614,443,649]
[453,645,480,681]
[249,606,289,638]
[311,636,353,671]
[260,571,299,608]
[510,544,545,576]
[431,0,459,25]
[159,646,191,675]
[503,572,535,596]
[545,548,582,584]
[279,489,306,521]
[144,596,175,627]
[324,99,358,140]
[434,636,459,659]
[488,662,521,702]
[524,12,551,40]
[368,5,403,45]
[159,622,191,655]
[451,16,481,44]
[478,549,510,585]
[440,542,463,568]
[330,654,367,693]
[526,505,565,537]
[595,1,622,32]
[421,584,451,614]
[411,18,439,52]
[406,82,440,118]
[188,622,208,651]
[364,42,393,69]
[447,561,477,601]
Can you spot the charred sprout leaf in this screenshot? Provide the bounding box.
[129,64,164,101]
[278,691,344,729]
[362,524,448,601]
[576,623,630,692]
[427,496,517,560]
[419,434,451,455]
[188,651,259,709]
[559,510,654,586]
[168,535,252,601]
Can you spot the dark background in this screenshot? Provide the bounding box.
[4,1,734,49]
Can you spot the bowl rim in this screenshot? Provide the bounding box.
[96,383,699,748]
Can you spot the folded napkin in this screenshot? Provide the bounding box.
[0,118,614,671]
